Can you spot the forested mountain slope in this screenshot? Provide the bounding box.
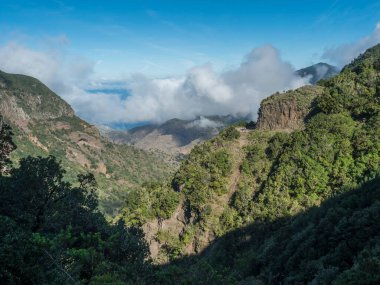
[133,44,380,284]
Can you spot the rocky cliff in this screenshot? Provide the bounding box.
[256,85,325,131]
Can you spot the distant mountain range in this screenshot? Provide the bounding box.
[100,115,243,159]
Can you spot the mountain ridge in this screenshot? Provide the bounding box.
[0,70,174,216]
[101,115,244,160]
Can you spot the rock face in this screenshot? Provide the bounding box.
[142,204,187,261]
[256,85,325,131]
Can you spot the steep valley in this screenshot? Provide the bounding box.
[1,44,380,284]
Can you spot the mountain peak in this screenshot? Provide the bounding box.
[296,62,339,84]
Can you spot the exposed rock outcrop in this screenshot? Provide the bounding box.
[142,204,187,261]
[256,85,324,131]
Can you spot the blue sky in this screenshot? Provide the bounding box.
[2,0,380,77]
[1,0,380,125]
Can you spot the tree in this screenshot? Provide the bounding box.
[0,153,150,283]
[0,116,16,175]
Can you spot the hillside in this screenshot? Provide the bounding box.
[0,70,174,216]
[155,177,380,284]
[120,43,380,284]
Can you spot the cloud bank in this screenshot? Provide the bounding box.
[186,116,223,129]
[0,42,128,123]
[323,22,380,67]
[1,22,380,125]
[120,45,307,123]
[0,23,380,124]
[0,41,308,124]
[0,42,93,94]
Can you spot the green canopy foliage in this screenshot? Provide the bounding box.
[0,122,150,284]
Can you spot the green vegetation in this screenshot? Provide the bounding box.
[120,182,180,226]
[2,44,380,284]
[0,116,16,174]
[173,136,233,220]
[316,44,380,118]
[9,118,174,217]
[156,177,380,284]
[0,70,174,217]
[261,85,324,109]
[0,125,150,284]
[0,70,74,119]
[146,43,380,283]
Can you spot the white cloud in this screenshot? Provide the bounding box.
[315,64,329,78]
[0,41,93,94]
[0,41,117,123]
[186,116,223,129]
[122,45,308,123]
[64,87,129,123]
[323,22,380,67]
[0,41,308,125]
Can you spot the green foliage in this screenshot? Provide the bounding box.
[156,178,380,284]
[261,85,324,109]
[146,44,380,284]
[0,127,150,284]
[254,113,358,220]
[8,116,174,217]
[173,140,232,220]
[220,126,240,140]
[0,117,16,174]
[121,182,180,226]
[317,44,380,118]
